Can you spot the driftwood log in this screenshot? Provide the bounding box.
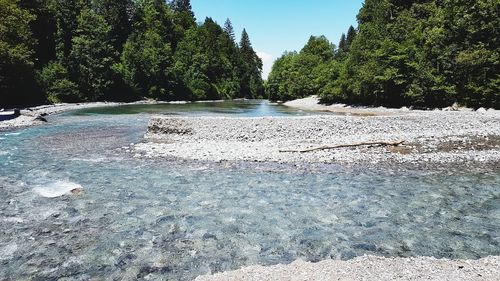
[280,140,405,153]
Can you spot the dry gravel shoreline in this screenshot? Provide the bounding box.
[134,109,500,166]
[195,255,500,281]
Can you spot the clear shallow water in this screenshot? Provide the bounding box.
[69,99,321,117]
[0,102,499,280]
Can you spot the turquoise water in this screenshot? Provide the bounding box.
[0,101,499,280]
[69,99,319,117]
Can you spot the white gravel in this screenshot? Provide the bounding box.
[195,255,500,281]
[284,96,409,116]
[283,95,495,115]
[134,109,500,165]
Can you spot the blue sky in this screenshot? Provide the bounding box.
[191,0,364,79]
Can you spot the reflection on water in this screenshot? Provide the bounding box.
[0,105,499,280]
[69,100,315,117]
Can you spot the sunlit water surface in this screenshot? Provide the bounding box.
[0,101,499,280]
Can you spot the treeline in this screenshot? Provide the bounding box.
[1,0,264,107]
[267,0,499,109]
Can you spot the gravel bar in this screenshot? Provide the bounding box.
[134,110,500,165]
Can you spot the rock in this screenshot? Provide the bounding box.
[202,233,217,240]
[443,103,460,111]
[35,116,48,122]
[33,181,84,198]
[71,188,84,195]
[148,118,192,135]
[476,107,487,113]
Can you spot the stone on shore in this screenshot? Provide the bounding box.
[195,255,500,281]
[135,111,500,165]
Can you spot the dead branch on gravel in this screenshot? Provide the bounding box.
[280,140,405,153]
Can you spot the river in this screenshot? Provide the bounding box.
[0,100,498,280]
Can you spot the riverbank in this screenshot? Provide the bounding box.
[0,102,122,131]
[196,255,500,281]
[133,109,500,166]
[283,95,498,115]
[0,100,224,131]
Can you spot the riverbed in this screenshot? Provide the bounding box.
[0,100,499,280]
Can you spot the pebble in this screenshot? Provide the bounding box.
[195,255,500,281]
[136,111,500,166]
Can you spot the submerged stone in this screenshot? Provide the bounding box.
[33,181,84,198]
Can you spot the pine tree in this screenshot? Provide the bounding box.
[116,0,176,99]
[0,0,42,106]
[239,28,252,53]
[345,25,357,51]
[338,33,347,54]
[238,29,263,98]
[53,0,86,63]
[69,8,115,101]
[19,0,57,68]
[171,0,195,47]
[94,0,133,53]
[171,0,194,18]
[223,18,235,42]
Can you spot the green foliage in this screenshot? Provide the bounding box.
[239,29,264,98]
[115,0,176,100]
[52,0,86,64]
[266,36,335,101]
[19,0,57,68]
[40,62,80,103]
[223,18,235,42]
[0,0,42,106]
[69,8,115,101]
[94,0,134,53]
[267,0,499,109]
[173,18,262,100]
[1,0,263,106]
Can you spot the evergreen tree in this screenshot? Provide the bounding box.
[0,0,42,106]
[223,18,235,42]
[69,8,115,101]
[52,0,86,63]
[338,33,347,54]
[0,0,264,105]
[173,26,211,100]
[239,29,263,98]
[94,0,134,53]
[345,25,357,51]
[171,0,194,17]
[115,0,176,99]
[173,17,242,100]
[19,0,57,68]
[239,29,252,54]
[171,0,195,47]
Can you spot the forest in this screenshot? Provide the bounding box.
[267,0,499,109]
[1,0,264,107]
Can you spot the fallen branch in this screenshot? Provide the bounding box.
[280,140,405,153]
